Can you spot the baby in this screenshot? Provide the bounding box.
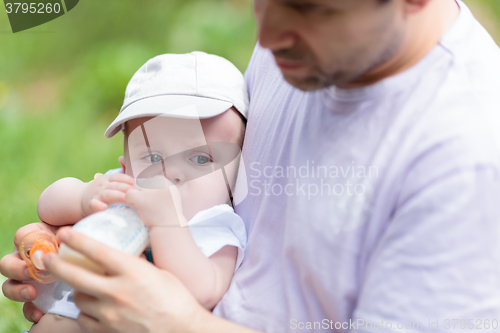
[26,52,249,333]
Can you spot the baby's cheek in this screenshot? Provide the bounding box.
[142,189,169,210]
[224,159,240,190]
[181,172,230,220]
[128,163,146,179]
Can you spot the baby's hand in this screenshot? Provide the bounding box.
[81,173,136,216]
[125,176,187,228]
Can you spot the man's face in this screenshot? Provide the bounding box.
[254,0,405,90]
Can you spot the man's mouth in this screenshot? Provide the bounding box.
[274,57,307,71]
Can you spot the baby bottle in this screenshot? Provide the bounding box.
[58,203,150,274]
[19,231,59,283]
[18,203,149,313]
[18,231,73,313]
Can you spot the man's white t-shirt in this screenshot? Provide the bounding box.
[214,1,500,332]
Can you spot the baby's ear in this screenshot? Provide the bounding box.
[118,156,126,173]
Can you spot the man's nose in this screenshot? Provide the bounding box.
[255,0,298,52]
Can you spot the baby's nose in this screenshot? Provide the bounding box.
[167,174,181,184]
[162,161,185,184]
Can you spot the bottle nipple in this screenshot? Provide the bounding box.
[19,231,59,283]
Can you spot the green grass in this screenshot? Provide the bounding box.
[0,0,498,332]
[0,1,255,331]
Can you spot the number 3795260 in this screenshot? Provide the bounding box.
[444,319,498,329]
[5,2,62,14]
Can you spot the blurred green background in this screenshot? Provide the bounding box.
[0,0,498,332]
[0,0,256,331]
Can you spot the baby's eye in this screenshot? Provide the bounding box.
[190,155,211,165]
[145,154,163,163]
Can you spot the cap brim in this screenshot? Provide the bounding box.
[105,95,233,138]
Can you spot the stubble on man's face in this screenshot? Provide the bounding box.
[257,0,404,91]
[277,34,404,91]
[272,43,363,91]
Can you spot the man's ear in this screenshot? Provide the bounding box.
[403,0,431,13]
[118,156,126,173]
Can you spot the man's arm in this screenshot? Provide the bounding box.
[44,228,262,333]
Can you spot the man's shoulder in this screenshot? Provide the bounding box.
[425,52,500,159]
[417,3,500,165]
[439,1,500,90]
[392,44,500,195]
[408,79,500,174]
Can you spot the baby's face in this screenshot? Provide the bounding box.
[123,108,244,221]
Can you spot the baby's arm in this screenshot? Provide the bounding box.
[29,313,85,333]
[37,174,135,226]
[126,179,238,310]
[149,228,237,310]
[37,177,88,225]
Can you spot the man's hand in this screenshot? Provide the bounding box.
[0,222,60,323]
[44,227,206,333]
[81,173,135,217]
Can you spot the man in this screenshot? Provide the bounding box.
[2,0,500,332]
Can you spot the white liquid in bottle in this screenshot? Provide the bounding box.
[59,203,150,274]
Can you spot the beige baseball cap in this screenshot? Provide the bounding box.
[105,52,249,138]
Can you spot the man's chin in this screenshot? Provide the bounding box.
[282,73,328,91]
